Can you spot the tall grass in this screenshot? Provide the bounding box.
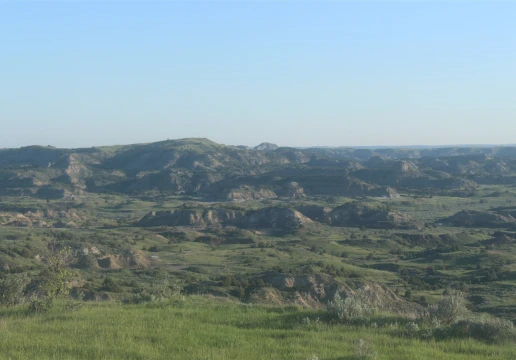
[0,297,514,360]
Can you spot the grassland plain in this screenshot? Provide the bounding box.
[0,297,515,360]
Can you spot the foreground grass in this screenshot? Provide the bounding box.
[0,297,514,360]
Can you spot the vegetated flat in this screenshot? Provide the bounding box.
[3,139,516,357]
[0,298,514,360]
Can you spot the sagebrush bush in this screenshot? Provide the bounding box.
[430,290,467,324]
[405,321,419,337]
[354,339,378,360]
[446,316,516,344]
[327,289,378,322]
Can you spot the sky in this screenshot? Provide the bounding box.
[1,1,515,149]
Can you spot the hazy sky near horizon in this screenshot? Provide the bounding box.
[1,1,515,149]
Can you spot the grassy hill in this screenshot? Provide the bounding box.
[0,298,514,360]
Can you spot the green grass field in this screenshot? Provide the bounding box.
[0,297,514,360]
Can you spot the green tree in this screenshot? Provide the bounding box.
[30,245,76,312]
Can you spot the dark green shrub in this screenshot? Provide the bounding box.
[101,277,122,292]
[123,278,181,304]
[0,273,29,306]
[443,316,516,344]
[77,254,98,269]
[28,296,54,313]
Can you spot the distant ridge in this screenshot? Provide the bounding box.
[4,138,516,152]
[306,144,516,150]
[254,142,279,151]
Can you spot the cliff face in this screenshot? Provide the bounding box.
[224,186,278,201]
[295,205,332,221]
[137,206,311,231]
[296,176,400,198]
[250,274,424,316]
[323,202,413,229]
[0,208,83,228]
[245,207,311,230]
[137,209,242,227]
[443,210,516,228]
[137,201,416,231]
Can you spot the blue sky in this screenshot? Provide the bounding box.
[1,1,515,148]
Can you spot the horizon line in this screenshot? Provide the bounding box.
[2,138,516,151]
